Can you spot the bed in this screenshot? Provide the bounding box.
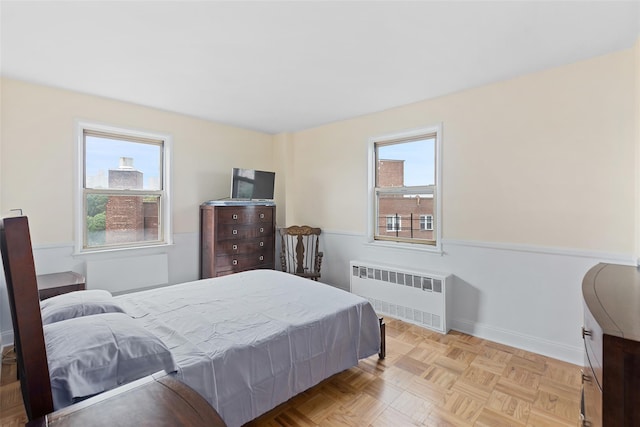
[1,216,384,427]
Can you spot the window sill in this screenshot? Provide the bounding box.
[73,242,174,258]
[364,239,443,255]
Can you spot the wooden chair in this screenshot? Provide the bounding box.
[0,216,54,421]
[279,225,323,281]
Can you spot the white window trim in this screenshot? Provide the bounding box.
[74,120,173,255]
[386,215,402,232]
[420,214,434,231]
[366,124,443,253]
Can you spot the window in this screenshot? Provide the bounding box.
[76,123,171,252]
[370,126,441,247]
[420,215,433,231]
[386,215,401,232]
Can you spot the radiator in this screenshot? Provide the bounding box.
[350,261,451,334]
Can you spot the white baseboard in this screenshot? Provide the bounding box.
[451,318,583,365]
[1,330,13,351]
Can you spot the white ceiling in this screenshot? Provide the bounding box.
[1,1,639,134]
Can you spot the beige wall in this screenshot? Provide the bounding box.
[287,48,637,254]
[636,37,640,256]
[0,78,275,244]
[1,45,638,254]
[272,132,294,227]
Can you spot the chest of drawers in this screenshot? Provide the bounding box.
[200,202,276,278]
[582,263,640,427]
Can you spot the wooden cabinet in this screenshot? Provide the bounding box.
[200,201,275,278]
[582,263,640,427]
[37,272,86,300]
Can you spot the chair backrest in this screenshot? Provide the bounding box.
[0,216,53,420]
[279,225,323,280]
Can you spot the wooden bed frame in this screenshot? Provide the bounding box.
[1,216,385,422]
[0,216,53,420]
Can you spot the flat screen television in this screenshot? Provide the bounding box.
[230,168,275,200]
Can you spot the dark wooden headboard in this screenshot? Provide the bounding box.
[0,216,53,420]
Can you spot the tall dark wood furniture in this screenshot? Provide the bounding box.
[200,201,276,279]
[0,216,53,421]
[581,263,640,427]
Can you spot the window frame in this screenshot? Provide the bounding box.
[367,125,442,251]
[420,214,434,231]
[75,121,172,254]
[386,215,402,232]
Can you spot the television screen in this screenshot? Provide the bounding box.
[231,168,275,200]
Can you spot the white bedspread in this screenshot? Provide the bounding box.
[115,269,381,427]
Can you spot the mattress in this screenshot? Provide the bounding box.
[115,269,381,427]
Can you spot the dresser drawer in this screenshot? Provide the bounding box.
[215,238,272,256]
[215,264,273,277]
[216,206,273,225]
[216,253,274,272]
[583,301,603,388]
[582,365,602,427]
[217,224,273,240]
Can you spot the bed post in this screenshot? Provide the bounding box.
[0,216,54,420]
[378,317,386,359]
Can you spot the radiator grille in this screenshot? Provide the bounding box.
[350,262,450,334]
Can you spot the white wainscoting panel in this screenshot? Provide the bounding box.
[316,230,634,365]
[1,233,201,347]
[1,228,634,365]
[86,253,169,294]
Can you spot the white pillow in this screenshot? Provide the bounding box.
[44,312,177,409]
[40,290,124,325]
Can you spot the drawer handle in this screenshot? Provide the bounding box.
[260,227,264,233]
[260,213,265,219]
[581,326,592,338]
[232,244,238,250]
[259,241,264,247]
[232,214,238,220]
[259,255,264,261]
[233,229,238,235]
[581,370,592,384]
[232,259,238,266]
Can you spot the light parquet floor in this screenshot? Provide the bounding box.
[0,318,581,426]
